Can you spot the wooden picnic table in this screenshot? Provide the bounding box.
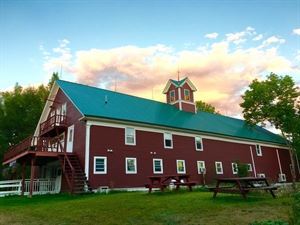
[209,177,277,199]
[145,174,197,193]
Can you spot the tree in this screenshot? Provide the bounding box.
[240,72,300,186]
[196,100,219,114]
[0,73,59,179]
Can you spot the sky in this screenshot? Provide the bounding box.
[0,0,299,117]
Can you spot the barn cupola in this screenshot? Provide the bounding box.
[163,77,197,113]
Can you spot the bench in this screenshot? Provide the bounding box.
[174,181,197,191]
[209,177,277,199]
[145,183,168,193]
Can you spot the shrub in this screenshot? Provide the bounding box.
[237,161,249,177]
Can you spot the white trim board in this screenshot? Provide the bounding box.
[83,118,289,150]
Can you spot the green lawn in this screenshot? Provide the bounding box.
[0,190,292,225]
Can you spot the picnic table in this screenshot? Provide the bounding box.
[209,177,277,199]
[145,174,197,193]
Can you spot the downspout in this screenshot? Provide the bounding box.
[250,146,257,177]
[85,123,91,180]
[276,149,283,175]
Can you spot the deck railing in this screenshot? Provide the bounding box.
[40,113,67,136]
[0,178,61,197]
[3,136,65,163]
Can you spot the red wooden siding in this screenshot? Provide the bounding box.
[51,89,86,167]
[88,125,292,189]
[166,84,178,104]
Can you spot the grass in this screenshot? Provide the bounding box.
[0,190,292,225]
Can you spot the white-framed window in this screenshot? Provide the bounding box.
[247,163,252,172]
[278,173,286,182]
[195,136,203,151]
[184,89,190,101]
[170,90,176,102]
[94,156,107,174]
[232,162,238,174]
[257,173,265,178]
[256,144,262,156]
[125,157,137,174]
[153,159,163,174]
[176,160,186,174]
[197,161,206,174]
[61,103,67,116]
[125,127,136,145]
[164,132,173,148]
[215,161,223,174]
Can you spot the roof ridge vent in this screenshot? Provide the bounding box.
[105,95,108,104]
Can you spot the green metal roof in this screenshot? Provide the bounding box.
[170,78,187,87]
[57,80,286,145]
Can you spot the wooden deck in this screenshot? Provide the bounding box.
[39,114,67,137]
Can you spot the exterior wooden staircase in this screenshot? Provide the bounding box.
[59,154,91,194]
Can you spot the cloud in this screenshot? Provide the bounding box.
[225,27,256,45]
[41,35,298,116]
[40,39,72,73]
[253,34,263,41]
[261,36,285,47]
[293,28,300,36]
[205,32,219,39]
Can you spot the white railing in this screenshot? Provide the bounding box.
[0,177,61,197]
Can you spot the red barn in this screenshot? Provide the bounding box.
[2,77,297,195]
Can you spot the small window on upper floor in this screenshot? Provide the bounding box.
[125,127,136,145]
[195,136,203,151]
[170,90,176,102]
[164,132,173,148]
[256,144,262,156]
[61,103,67,116]
[184,89,190,101]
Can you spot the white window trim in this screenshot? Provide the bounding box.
[164,132,173,149]
[256,144,262,156]
[215,161,223,174]
[247,163,253,172]
[195,136,203,151]
[197,161,206,174]
[176,160,186,174]
[170,90,176,102]
[125,157,137,174]
[231,162,238,175]
[153,158,163,174]
[94,156,107,174]
[125,127,136,146]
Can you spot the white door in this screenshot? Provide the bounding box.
[66,125,74,153]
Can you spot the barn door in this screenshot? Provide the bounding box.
[66,125,74,153]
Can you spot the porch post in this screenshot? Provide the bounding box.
[21,161,26,196]
[29,157,36,198]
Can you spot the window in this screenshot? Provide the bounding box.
[164,133,173,148]
[170,90,175,102]
[184,89,190,101]
[125,127,136,145]
[257,173,265,178]
[195,136,203,151]
[126,158,137,174]
[197,161,206,174]
[176,160,186,174]
[232,162,238,174]
[61,103,67,116]
[247,164,252,172]
[256,144,262,156]
[94,157,107,174]
[215,161,223,174]
[153,159,163,174]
